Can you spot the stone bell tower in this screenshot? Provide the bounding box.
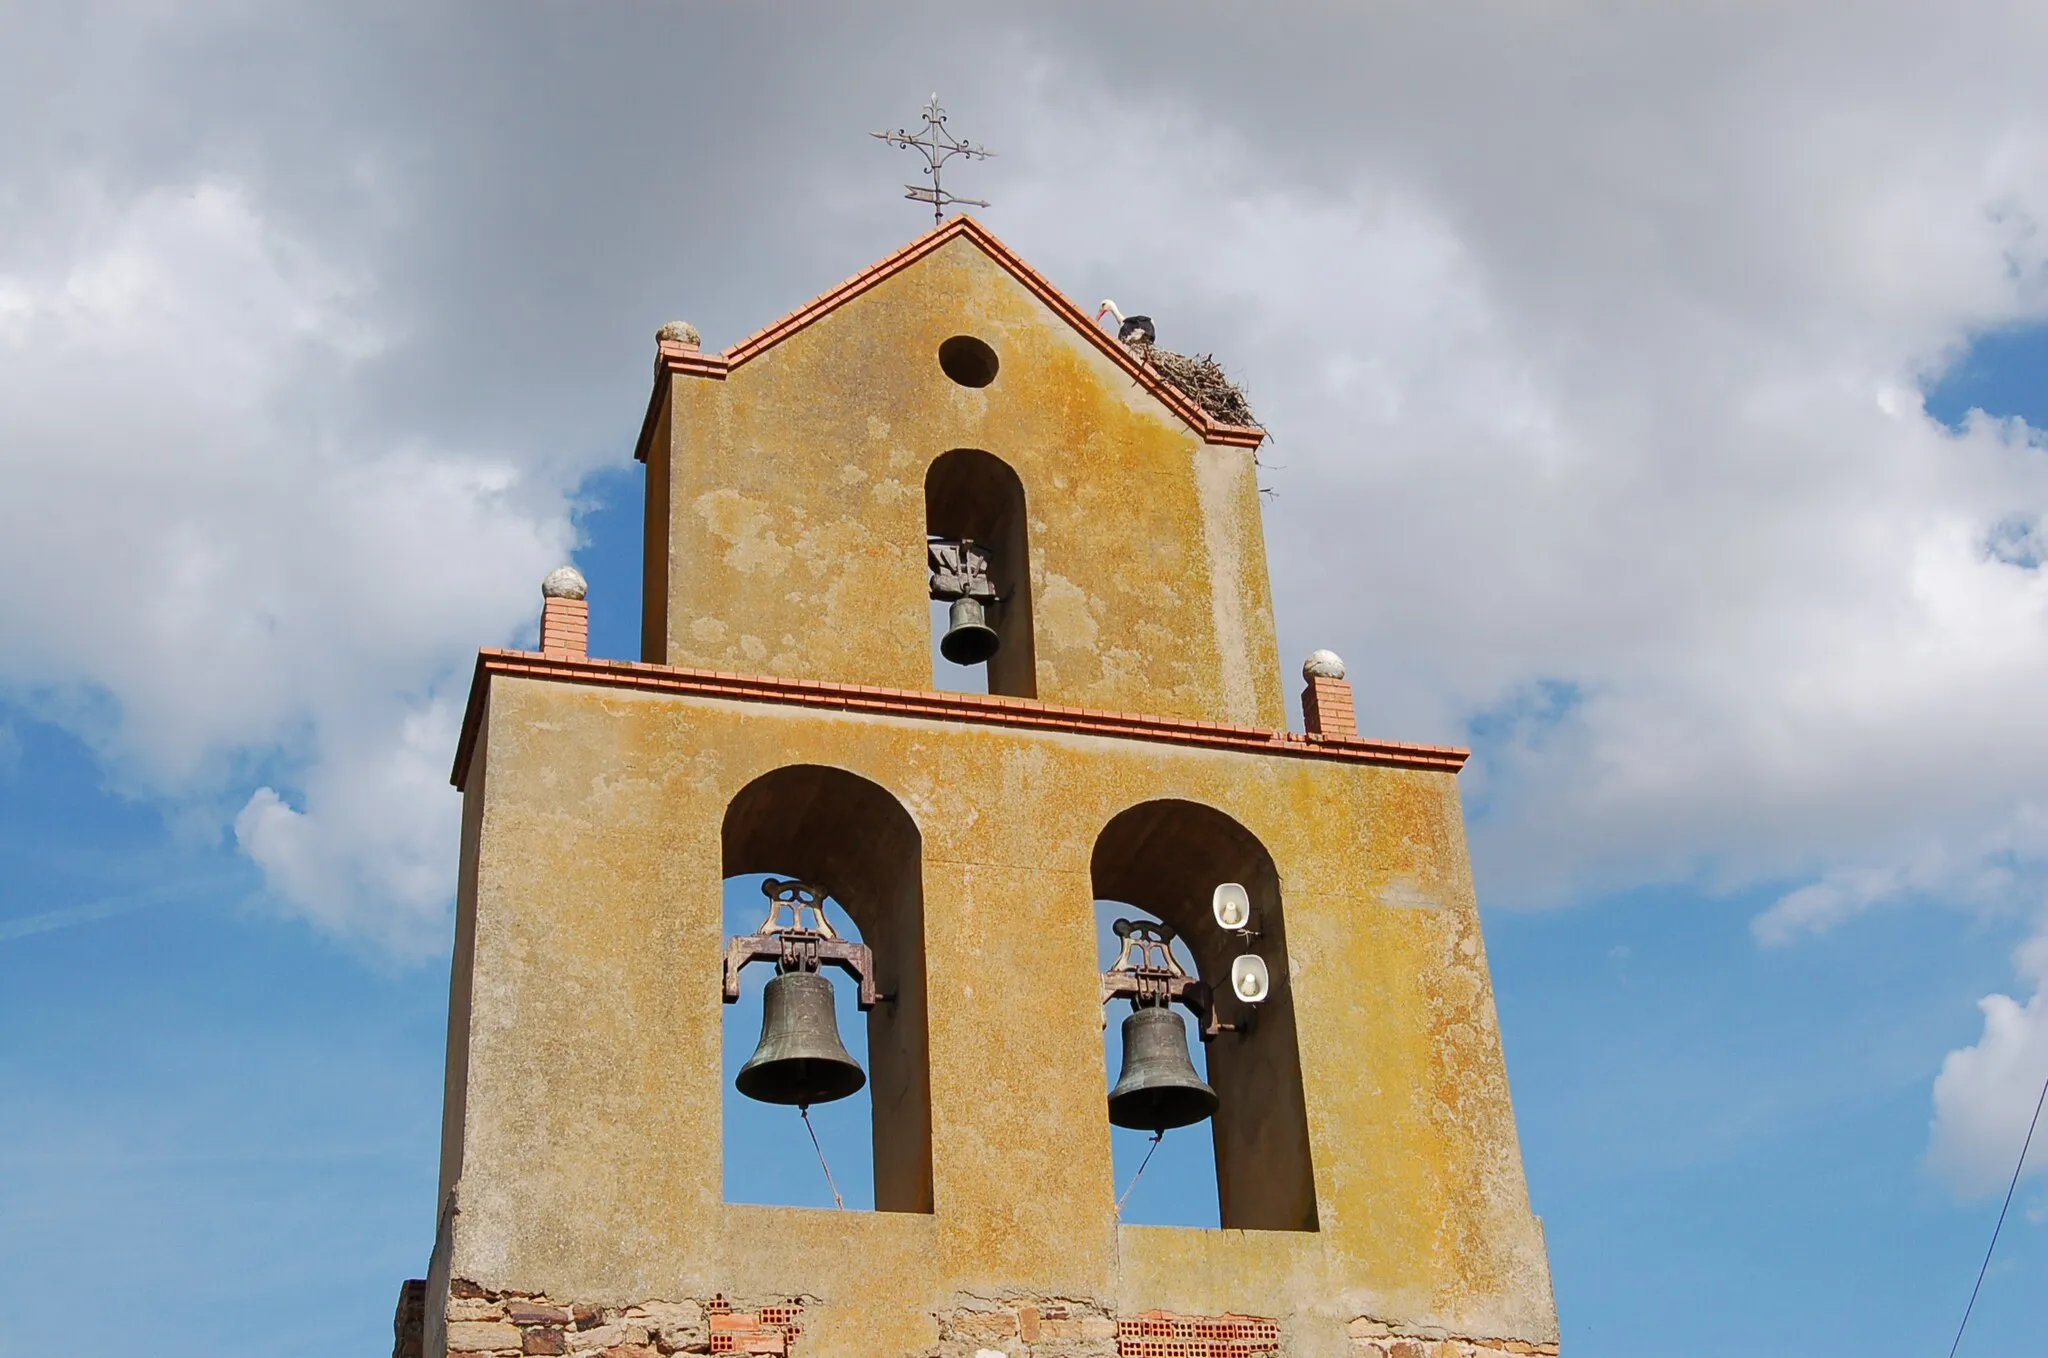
[401,216,1559,1358]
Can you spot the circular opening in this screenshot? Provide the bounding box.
[938,335,999,388]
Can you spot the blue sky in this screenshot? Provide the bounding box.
[4,6,2048,1355]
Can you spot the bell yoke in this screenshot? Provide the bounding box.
[723,878,877,1110]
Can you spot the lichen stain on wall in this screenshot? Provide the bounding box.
[448,680,1557,1347]
[1034,572,1100,653]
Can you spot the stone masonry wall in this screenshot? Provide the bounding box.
[934,1296,1117,1356]
[1346,1320,1559,1358]
[420,1280,800,1357]
[396,1282,1562,1358]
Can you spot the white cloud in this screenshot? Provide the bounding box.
[234,701,466,957]
[0,177,574,952]
[1929,920,2048,1196]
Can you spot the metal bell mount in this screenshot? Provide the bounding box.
[1100,919,1218,1132]
[723,879,877,1108]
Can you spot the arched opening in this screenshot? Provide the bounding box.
[722,765,932,1214]
[926,449,1035,699]
[1091,799,1318,1232]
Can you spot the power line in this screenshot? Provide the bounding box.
[1946,1065,2048,1358]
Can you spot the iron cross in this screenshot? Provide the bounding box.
[871,94,994,224]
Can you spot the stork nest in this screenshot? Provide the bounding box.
[1141,345,1262,430]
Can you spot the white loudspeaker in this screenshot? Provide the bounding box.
[1212,882,1251,932]
[1229,953,1270,1004]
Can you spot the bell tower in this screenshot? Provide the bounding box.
[405,217,1560,1358]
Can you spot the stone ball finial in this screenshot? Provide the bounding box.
[541,565,588,600]
[1303,649,1347,681]
[656,320,701,348]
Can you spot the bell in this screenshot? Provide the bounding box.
[735,970,866,1107]
[940,597,1000,666]
[1107,1006,1218,1131]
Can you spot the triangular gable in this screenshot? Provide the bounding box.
[635,215,1265,462]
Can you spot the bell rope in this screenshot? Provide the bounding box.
[800,1104,846,1211]
[1113,1130,1166,1217]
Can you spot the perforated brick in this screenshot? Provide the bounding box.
[1116,1309,1281,1357]
[706,1297,803,1355]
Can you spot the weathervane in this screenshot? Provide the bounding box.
[871,94,994,225]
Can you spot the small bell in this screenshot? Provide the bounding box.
[940,597,999,666]
[1107,1005,1217,1131]
[736,970,866,1107]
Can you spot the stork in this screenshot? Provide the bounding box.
[1095,299,1156,349]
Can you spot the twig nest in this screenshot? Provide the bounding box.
[1303,649,1346,680]
[656,320,701,348]
[542,565,589,600]
[1145,346,1260,428]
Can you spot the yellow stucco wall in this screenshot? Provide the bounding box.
[431,221,1557,1355]
[441,677,1557,1351]
[643,235,1286,729]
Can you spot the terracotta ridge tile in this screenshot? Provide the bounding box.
[452,650,1468,788]
[632,215,1263,464]
[721,217,976,364]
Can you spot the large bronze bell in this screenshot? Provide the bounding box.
[1107,1005,1217,1131]
[735,970,866,1107]
[940,597,999,666]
